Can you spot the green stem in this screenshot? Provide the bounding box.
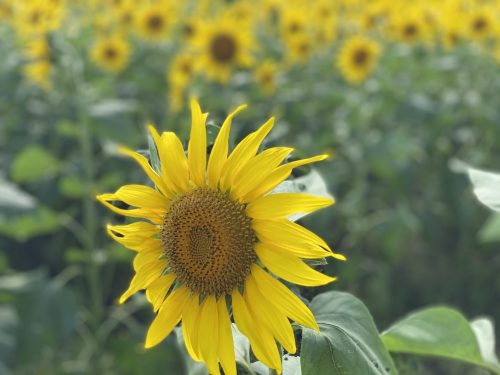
[79,112,103,331]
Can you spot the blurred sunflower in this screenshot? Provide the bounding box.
[91,35,130,72]
[15,0,60,35]
[286,34,314,64]
[254,60,277,95]
[168,52,198,87]
[23,59,52,89]
[390,10,428,44]
[466,9,496,41]
[23,37,50,60]
[196,17,253,82]
[135,3,172,41]
[337,35,381,84]
[281,7,308,40]
[97,100,345,374]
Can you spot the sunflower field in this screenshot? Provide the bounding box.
[1,0,500,374]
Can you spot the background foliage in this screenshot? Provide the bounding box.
[1,0,500,374]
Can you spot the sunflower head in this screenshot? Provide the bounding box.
[337,35,381,84]
[467,9,495,41]
[97,100,345,374]
[255,60,277,95]
[196,17,253,82]
[91,35,131,72]
[135,3,171,41]
[23,59,52,90]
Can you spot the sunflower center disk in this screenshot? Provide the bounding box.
[210,34,237,63]
[161,189,257,297]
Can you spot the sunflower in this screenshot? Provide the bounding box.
[390,10,429,44]
[135,3,172,41]
[97,100,345,374]
[337,35,381,84]
[23,59,52,90]
[168,52,198,87]
[196,17,253,83]
[466,9,496,41]
[91,35,131,72]
[254,60,277,95]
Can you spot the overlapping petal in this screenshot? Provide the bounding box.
[145,285,191,348]
[207,104,247,189]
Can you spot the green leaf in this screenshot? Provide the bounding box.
[11,145,60,183]
[301,291,397,375]
[478,213,500,243]
[381,306,500,374]
[59,175,85,198]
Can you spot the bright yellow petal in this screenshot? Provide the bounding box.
[145,273,177,312]
[207,104,247,190]
[217,297,236,375]
[245,275,297,354]
[97,193,164,224]
[149,126,190,193]
[145,285,190,348]
[241,154,328,202]
[247,193,334,220]
[119,261,164,304]
[106,222,161,251]
[198,295,220,375]
[119,147,173,197]
[251,264,319,331]
[231,147,294,200]
[133,245,163,270]
[219,117,274,191]
[182,294,203,362]
[188,99,207,187]
[253,219,345,261]
[255,243,337,286]
[232,290,282,372]
[114,184,169,210]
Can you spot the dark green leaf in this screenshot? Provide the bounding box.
[301,291,397,375]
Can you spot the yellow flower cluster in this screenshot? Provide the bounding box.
[2,0,499,95]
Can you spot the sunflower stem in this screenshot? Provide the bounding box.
[79,111,103,332]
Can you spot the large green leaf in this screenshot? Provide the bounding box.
[381,306,500,374]
[301,291,397,375]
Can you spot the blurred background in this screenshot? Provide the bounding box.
[1,0,500,374]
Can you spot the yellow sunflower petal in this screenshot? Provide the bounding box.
[188,99,207,187]
[217,297,236,375]
[232,290,282,372]
[255,243,337,286]
[106,223,161,251]
[251,264,319,331]
[241,154,328,202]
[149,126,190,193]
[145,285,190,348]
[133,246,162,270]
[231,147,294,199]
[198,295,220,375]
[245,275,297,354]
[145,274,177,312]
[119,261,164,304]
[207,104,247,190]
[219,117,274,191]
[182,294,203,362]
[253,219,346,261]
[247,193,334,220]
[97,194,164,224]
[119,147,172,197]
[115,184,169,210]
